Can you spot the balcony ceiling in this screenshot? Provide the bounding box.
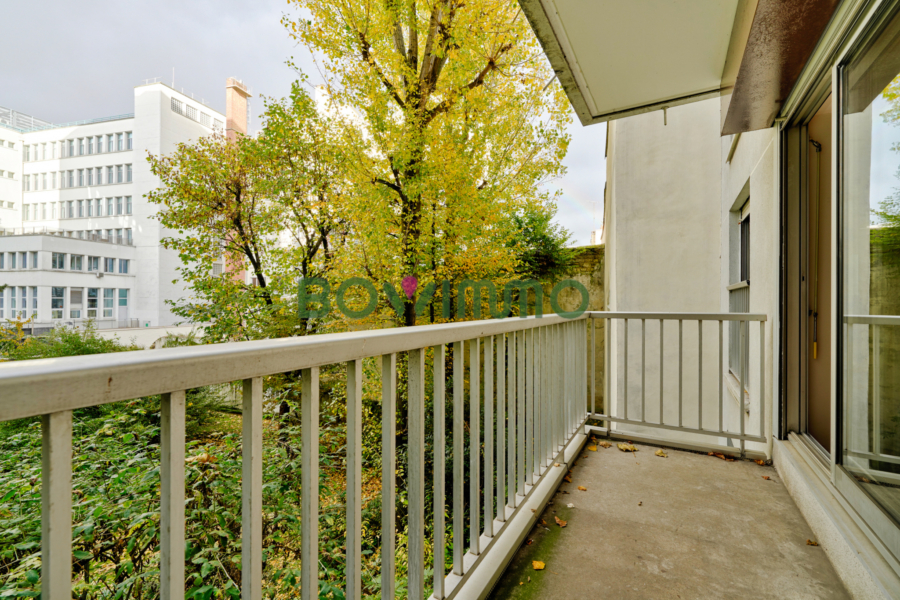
[521,0,742,125]
[521,0,840,133]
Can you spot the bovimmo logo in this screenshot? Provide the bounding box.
[298,277,589,320]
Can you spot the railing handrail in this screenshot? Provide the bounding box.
[845,314,900,325]
[589,311,767,322]
[0,313,585,422]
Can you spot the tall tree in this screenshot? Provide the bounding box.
[146,84,349,341]
[284,0,571,325]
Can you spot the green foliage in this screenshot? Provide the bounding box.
[509,204,582,282]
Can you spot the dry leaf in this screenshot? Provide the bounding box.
[186,453,216,464]
[525,538,534,545]
[564,475,573,483]
[530,508,536,513]
[554,516,567,528]
[587,445,597,452]
[617,443,637,452]
[540,519,547,526]
[755,459,766,466]
[577,486,587,491]
[532,561,545,570]
[566,503,575,508]
[519,582,524,585]
[655,449,668,458]
[528,577,531,582]
[638,501,643,506]
[709,452,734,462]
[598,441,612,448]
[807,540,819,546]
[554,462,561,467]
[762,476,770,480]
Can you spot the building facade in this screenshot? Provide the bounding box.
[0,83,227,328]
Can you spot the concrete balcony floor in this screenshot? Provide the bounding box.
[489,440,848,599]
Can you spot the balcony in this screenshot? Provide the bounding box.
[0,311,849,598]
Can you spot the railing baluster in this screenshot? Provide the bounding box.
[526,328,534,486]
[160,393,184,600]
[346,362,362,600]
[874,324,881,456]
[496,334,506,522]
[605,317,610,429]
[641,319,646,423]
[517,330,525,497]
[698,321,703,430]
[453,341,464,573]
[625,319,629,421]
[408,348,426,599]
[381,354,397,597]
[678,319,683,427]
[760,321,766,442]
[469,339,481,555]
[433,345,446,598]
[591,318,596,418]
[508,333,516,507]
[719,321,724,434]
[484,337,494,538]
[301,367,320,600]
[242,379,263,600]
[739,321,745,455]
[659,319,664,424]
[534,327,541,478]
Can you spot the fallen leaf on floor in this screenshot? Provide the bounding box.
[762,476,770,480]
[554,462,561,467]
[562,490,569,494]
[532,560,545,570]
[528,577,531,582]
[599,441,612,448]
[655,449,668,458]
[807,540,819,546]
[617,443,637,452]
[531,508,536,512]
[540,519,547,526]
[564,475,573,483]
[587,445,597,451]
[708,452,734,462]
[525,539,534,545]
[577,486,587,491]
[566,503,575,508]
[582,455,588,458]
[555,516,567,528]
[638,501,643,506]
[519,582,523,585]
[755,459,766,466]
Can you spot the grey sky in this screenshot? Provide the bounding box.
[2,0,604,245]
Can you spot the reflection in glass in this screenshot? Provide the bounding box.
[843,9,900,524]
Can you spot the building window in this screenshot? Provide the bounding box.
[24,145,30,161]
[87,199,93,217]
[201,112,211,127]
[104,257,115,273]
[0,290,4,318]
[171,98,183,115]
[78,138,85,155]
[41,173,47,190]
[96,135,103,153]
[77,169,84,187]
[51,287,64,319]
[116,197,123,215]
[103,288,114,317]
[24,204,30,220]
[115,228,123,242]
[126,132,132,150]
[107,166,114,183]
[87,137,93,154]
[67,201,74,218]
[186,105,198,121]
[118,259,129,274]
[126,164,132,182]
[24,175,30,192]
[116,165,123,183]
[126,196,132,214]
[51,172,56,189]
[69,288,83,319]
[118,289,128,308]
[116,133,123,151]
[52,252,65,269]
[30,252,37,268]
[126,228,132,244]
[0,253,4,269]
[86,169,93,186]
[67,171,74,188]
[88,256,99,271]
[107,134,114,152]
[9,252,16,269]
[42,203,47,219]
[70,255,83,271]
[77,200,84,218]
[87,288,99,318]
[213,119,223,133]
[30,287,37,317]
[106,198,113,215]
[96,167,102,185]
[67,140,74,157]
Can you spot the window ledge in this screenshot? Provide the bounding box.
[727,280,749,291]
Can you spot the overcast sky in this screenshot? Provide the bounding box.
[1,0,604,245]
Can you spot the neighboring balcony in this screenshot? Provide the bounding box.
[0,310,850,599]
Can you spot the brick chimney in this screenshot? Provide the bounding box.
[225,77,251,141]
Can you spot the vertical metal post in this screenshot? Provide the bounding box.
[160,394,184,600]
[719,321,724,434]
[242,379,263,600]
[381,354,397,597]
[874,325,881,455]
[408,349,426,600]
[469,339,481,555]
[517,330,525,496]
[641,319,646,423]
[698,321,703,430]
[526,328,534,486]
[659,319,664,424]
[484,337,494,537]
[301,367,320,600]
[739,321,746,455]
[534,327,542,477]
[508,333,516,507]
[760,321,766,441]
[433,345,446,598]
[625,319,629,421]
[453,342,464,573]
[346,363,362,600]
[591,318,596,418]
[678,320,683,427]
[496,334,506,522]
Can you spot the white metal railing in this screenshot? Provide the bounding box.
[588,312,768,456]
[0,314,589,600]
[845,314,900,468]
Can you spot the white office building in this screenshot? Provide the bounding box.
[0,82,234,329]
